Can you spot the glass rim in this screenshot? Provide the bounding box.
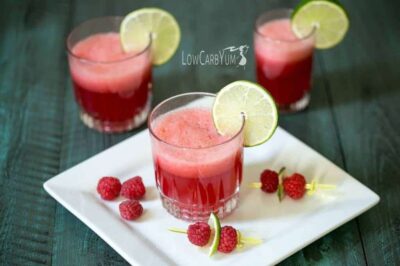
[148,92,245,150]
[254,8,316,44]
[66,16,152,64]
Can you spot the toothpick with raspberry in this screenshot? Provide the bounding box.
[249,167,336,201]
[168,214,262,256]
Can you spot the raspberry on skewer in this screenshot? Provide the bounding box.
[261,169,279,192]
[218,226,263,253]
[249,167,285,193]
[282,173,306,199]
[167,222,212,247]
[282,173,336,199]
[218,226,237,253]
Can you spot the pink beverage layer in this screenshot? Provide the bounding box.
[254,18,314,105]
[152,108,243,210]
[69,32,152,122]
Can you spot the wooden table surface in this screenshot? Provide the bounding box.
[1,0,399,265]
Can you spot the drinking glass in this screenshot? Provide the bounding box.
[67,17,152,132]
[254,9,315,112]
[148,92,244,221]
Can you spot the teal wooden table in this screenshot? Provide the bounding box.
[1,0,399,265]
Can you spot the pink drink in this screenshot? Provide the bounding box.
[254,10,315,112]
[153,109,230,148]
[149,94,244,221]
[67,17,152,132]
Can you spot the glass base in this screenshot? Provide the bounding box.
[159,191,240,222]
[278,93,310,113]
[80,97,151,133]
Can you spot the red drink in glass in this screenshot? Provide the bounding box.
[67,17,152,132]
[254,9,315,112]
[149,93,244,221]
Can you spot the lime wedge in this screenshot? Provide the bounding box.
[208,213,221,257]
[212,80,278,147]
[291,0,349,49]
[120,8,181,65]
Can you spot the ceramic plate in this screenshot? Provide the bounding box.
[44,127,379,266]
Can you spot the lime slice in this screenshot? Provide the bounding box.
[120,8,181,65]
[208,213,221,257]
[291,0,349,49]
[213,80,278,147]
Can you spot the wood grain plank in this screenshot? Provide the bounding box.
[320,0,400,265]
[0,0,72,264]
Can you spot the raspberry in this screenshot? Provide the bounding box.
[187,222,211,247]
[260,169,279,193]
[121,176,146,200]
[218,226,237,253]
[119,200,143,220]
[97,176,121,200]
[283,173,306,199]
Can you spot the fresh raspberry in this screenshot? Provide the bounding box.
[119,200,143,220]
[283,173,306,199]
[97,176,121,200]
[121,176,146,200]
[187,222,211,247]
[218,226,237,253]
[260,169,279,193]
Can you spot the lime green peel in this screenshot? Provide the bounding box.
[208,213,221,257]
[291,0,349,49]
[277,167,286,202]
[120,8,181,65]
[212,80,278,147]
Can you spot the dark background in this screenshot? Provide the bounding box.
[0,0,399,265]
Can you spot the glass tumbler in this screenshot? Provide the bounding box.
[148,92,244,221]
[254,9,315,112]
[67,16,152,132]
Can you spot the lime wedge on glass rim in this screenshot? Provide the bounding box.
[291,0,349,49]
[120,8,181,65]
[208,213,221,257]
[212,80,278,147]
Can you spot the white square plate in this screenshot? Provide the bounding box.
[44,127,379,266]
